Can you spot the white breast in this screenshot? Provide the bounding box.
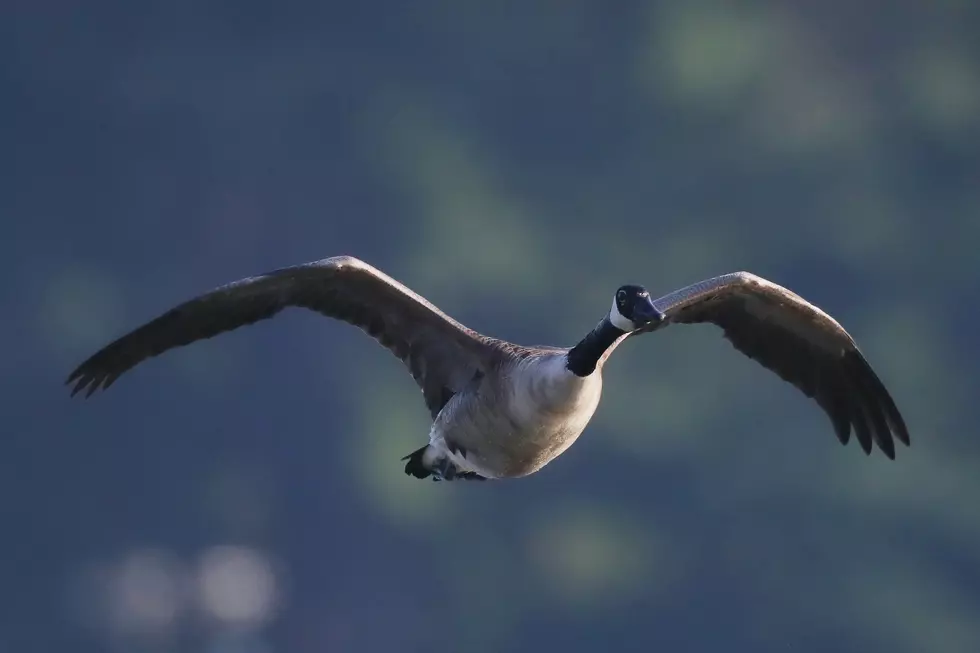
[509,354,603,426]
[429,352,605,479]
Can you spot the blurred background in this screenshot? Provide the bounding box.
[5,1,980,652]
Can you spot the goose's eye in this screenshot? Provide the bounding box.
[616,290,627,304]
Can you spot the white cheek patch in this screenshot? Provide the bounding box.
[609,297,635,331]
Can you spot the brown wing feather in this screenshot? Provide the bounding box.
[66,256,493,418]
[637,272,910,458]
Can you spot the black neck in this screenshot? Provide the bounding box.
[566,317,627,377]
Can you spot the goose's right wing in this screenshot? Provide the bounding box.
[66,256,492,417]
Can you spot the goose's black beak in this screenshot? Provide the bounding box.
[632,296,666,328]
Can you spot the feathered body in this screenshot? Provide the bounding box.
[426,350,605,479]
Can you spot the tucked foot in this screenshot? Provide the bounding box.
[431,456,457,482]
[432,459,488,481]
[400,445,488,482]
[443,442,487,480]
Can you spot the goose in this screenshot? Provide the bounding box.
[66,255,910,481]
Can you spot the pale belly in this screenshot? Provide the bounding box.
[429,366,603,479]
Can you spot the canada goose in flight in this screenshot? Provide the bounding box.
[66,256,909,481]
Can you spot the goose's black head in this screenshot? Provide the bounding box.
[566,284,666,377]
[610,284,665,331]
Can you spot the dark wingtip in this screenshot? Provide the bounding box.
[84,378,101,398]
[877,430,896,460]
[843,349,910,460]
[892,417,912,448]
[880,436,897,459]
[69,375,90,398]
[850,403,874,456]
[101,373,120,391]
[67,363,104,398]
[896,429,911,448]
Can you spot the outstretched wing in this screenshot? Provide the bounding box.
[636,272,909,459]
[66,256,492,418]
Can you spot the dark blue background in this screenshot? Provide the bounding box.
[5,2,979,652]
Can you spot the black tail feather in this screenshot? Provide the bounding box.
[400,445,489,481]
[401,446,432,479]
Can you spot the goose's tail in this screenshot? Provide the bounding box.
[401,446,434,480]
[400,445,488,482]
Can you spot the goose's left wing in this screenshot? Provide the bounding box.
[634,272,910,459]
